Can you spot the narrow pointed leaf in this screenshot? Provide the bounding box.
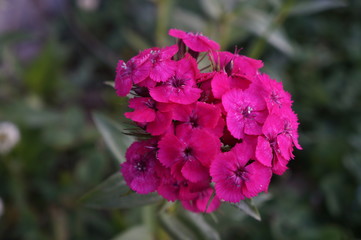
[160,212,198,240]
[199,0,222,20]
[183,212,221,240]
[80,172,162,209]
[289,0,347,16]
[93,112,134,163]
[231,198,261,221]
[111,225,152,240]
[104,81,115,88]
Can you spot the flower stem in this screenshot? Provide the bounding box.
[155,0,173,47]
[142,204,158,240]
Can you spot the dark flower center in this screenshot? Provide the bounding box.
[189,114,199,128]
[183,147,193,158]
[269,138,278,152]
[134,160,147,172]
[241,106,253,118]
[171,77,186,88]
[145,99,157,110]
[234,167,249,181]
[270,91,281,106]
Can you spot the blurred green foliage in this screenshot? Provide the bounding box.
[1,0,361,239]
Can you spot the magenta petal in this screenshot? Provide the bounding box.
[222,89,244,112]
[157,181,179,201]
[150,60,176,82]
[277,134,292,160]
[158,134,185,167]
[211,72,230,99]
[127,97,148,109]
[130,174,159,194]
[233,142,254,166]
[169,28,187,38]
[149,85,171,103]
[137,77,156,88]
[172,103,194,121]
[190,129,220,167]
[244,118,262,136]
[125,108,155,122]
[115,61,132,97]
[226,112,245,139]
[132,61,152,84]
[181,200,199,213]
[196,102,221,129]
[146,111,172,135]
[210,152,245,203]
[181,159,210,182]
[196,189,220,213]
[255,136,273,167]
[169,87,202,104]
[183,35,220,52]
[243,162,272,198]
[272,154,289,175]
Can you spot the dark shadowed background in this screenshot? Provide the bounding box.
[0,0,361,239]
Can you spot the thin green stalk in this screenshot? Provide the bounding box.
[218,12,234,49]
[142,204,158,240]
[248,0,294,59]
[155,0,173,47]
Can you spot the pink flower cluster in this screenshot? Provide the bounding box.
[115,29,301,213]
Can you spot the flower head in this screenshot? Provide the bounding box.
[169,29,220,52]
[210,142,272,202]
[150,55,202,104]
[121,139,160,194]
[114,29,301,213]
[222,87,268,139]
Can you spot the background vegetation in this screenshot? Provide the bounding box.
[1,0,360,239]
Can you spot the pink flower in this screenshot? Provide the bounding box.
[222,87,268,139]
[115,29,302,212]
[256,73,292,112]
[210,51,263,99]
[181,187,220,213]
[120,139,160,194]
[145,45,178,83]
[157,128,220,182]
[169,29,220,52]
[157,172,206,201]
[173,102,222,136]
[255,110,301,175]
[114,56,151,96]
[150,55,202,104]
[210,142,272,203]
[124,97,173,135]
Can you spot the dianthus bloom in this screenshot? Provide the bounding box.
[115,28,301,213]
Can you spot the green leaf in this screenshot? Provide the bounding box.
[237,9,295,57]
[289,0,347,16]
[172,8,206,33]
[199,0,222,20]
[111,225,152,240]
[80,172,162,209]
[104,81,115,88]
[92,112,134,163]
[183,212,221,240]
[123,27,152,51]
[231,198,261,221]
[160,212,198,240]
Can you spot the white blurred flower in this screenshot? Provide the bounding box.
[77,0,100,11]
[0,122,20,155]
